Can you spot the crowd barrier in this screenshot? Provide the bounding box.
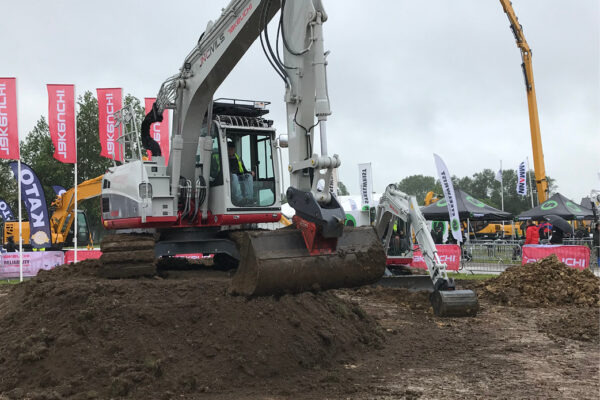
[459,241,521,273]
[0,251,65,279]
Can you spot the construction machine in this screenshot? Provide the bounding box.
[100,0,386,295]
[374,184,478,317]
[3,176,102,250]
[500,0,549,204]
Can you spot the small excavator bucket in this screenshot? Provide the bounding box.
[229,226,386,296]
[430,289,479,317]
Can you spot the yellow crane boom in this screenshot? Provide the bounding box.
[500,0,549,203]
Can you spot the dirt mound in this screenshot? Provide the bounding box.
[538,307,600,343]
[479,254,600,307]
[0,266,384,399]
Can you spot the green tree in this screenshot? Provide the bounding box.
[0,160,18,217]
[396,175,440,205]
[337,181,349,196]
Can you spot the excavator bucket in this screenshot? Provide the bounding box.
[430,289,479,317]
[229,226,386,296]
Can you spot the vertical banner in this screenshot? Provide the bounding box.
[433,154,462,243]
[0,77,20,160]
[9,162,52,249]
[52,185,66,197]
[47,85,76,163]
[358,163,373,210]
[517,159,527,196]
[0,198,15,221]
[97,88,123,161]
[144,98,170,165]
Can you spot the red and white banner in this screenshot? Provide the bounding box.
[97,88,122,161]
[47,84,76,163]
[0,77,20,160]
[144,98,170,165]
[64,249,102,264]
[387,244,461,271]
[522,245,591,270]
[0,251,64,279]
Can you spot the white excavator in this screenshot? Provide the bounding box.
[374,184,478,316]
[99,0,476,315]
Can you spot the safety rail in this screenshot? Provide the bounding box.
[460,242,521,274]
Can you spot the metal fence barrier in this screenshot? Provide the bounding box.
[460,241,521,274]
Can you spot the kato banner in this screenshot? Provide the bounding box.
[0,251,64,279]
[144,98,170,165]
[47,84,76,163]
[522,245,591,270]
[0,198,15,221]
[97,88,123,161]
[9,162,52,249]
[0,77,20,160]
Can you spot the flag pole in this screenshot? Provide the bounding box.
[74,86,78,263]
[527,157,534,207]
[500,160,504,211]
[18,159,23,282]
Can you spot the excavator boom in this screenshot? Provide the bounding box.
[500,0,549,203]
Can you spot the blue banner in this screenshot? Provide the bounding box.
[9,162,52,249]
[52,185,66,197]
[0,198,15,221]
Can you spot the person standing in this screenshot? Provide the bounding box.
[5,236,16,252]
[525,220,539,245]
[549,226,564,244]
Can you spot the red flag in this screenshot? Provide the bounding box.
[97,88,123,161]
[144,98,170,165]
[47,85,76,163]
[0,78,20,160]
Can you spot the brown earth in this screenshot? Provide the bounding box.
[0,257,598,399]
[475,254,600,307]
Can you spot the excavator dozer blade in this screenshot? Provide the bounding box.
[229,226,386,296]
[374,275,435,292]
[430,289,479,317]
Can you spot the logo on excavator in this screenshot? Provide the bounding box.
[228,3,253,34]
[199,34,226,68]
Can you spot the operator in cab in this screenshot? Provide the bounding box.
[227,140,255,205]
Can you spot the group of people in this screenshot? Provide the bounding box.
[524,219,566,245]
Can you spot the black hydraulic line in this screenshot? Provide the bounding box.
[259,0,287,85]
[140,102,163,156]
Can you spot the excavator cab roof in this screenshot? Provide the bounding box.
[211,98,270,118]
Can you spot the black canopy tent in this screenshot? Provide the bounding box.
[420,189,513,221]
[517,193,594,221]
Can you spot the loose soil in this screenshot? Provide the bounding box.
[0,255,598,399]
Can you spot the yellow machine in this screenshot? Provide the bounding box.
[500,0,549,203]
[3,176,103,249]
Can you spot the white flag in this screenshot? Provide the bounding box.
[517,160,527,196]
[433,154,462,243]
[358,163,373,210]
[495,169,503,183]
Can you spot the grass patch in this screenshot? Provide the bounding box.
[0,279,21,285]
[448,273,497,280]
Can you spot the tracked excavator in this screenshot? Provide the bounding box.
[99,0,386,294]
[375,185,478,317]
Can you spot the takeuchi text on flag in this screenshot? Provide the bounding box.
[0,78,20,160]
[47,85,76,163]
[517,160,527,196]
[97,88,123,161]
[144,98,170,165]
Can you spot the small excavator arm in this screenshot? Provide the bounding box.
[375,184,478,317]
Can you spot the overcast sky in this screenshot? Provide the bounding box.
[2,0,598,202]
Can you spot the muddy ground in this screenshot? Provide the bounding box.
[0,259,598,399]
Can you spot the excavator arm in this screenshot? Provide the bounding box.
[375,184,478,317]
[500,0,548,203]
